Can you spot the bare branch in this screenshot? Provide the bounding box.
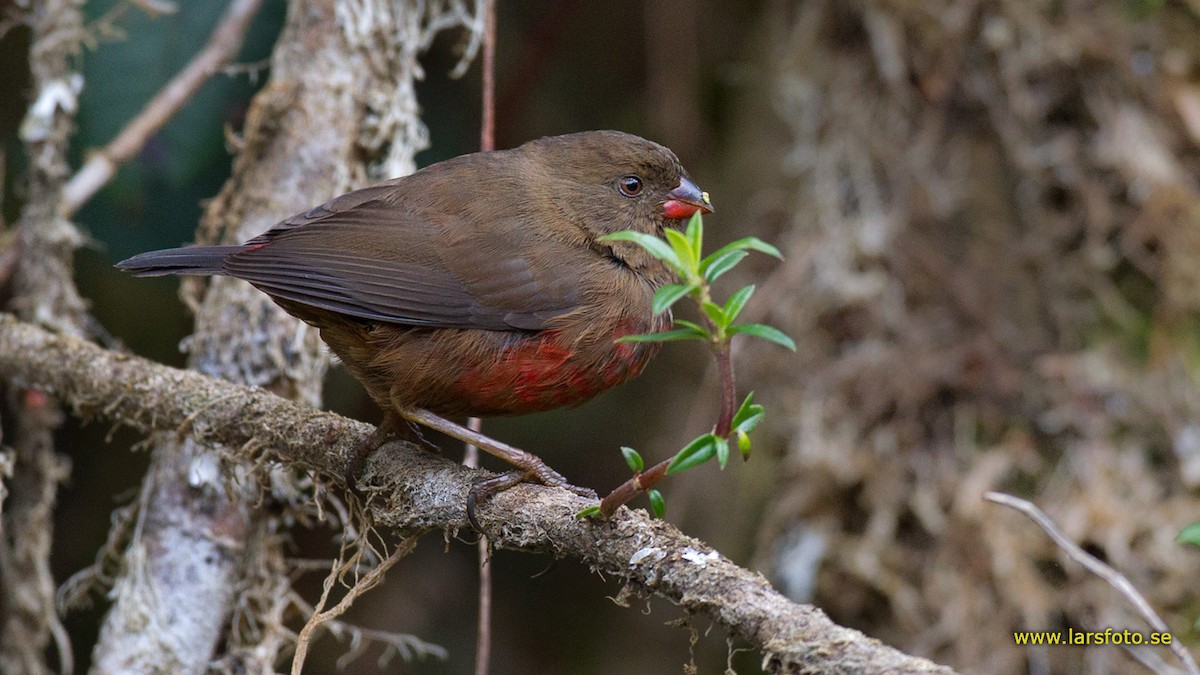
[59,0,265,218]
[0,314,956,674]
[984,492,1200,675]
[479,0,495,154]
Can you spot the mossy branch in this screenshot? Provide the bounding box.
[0,314,954,674]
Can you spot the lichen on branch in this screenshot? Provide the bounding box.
[0,314,954,674]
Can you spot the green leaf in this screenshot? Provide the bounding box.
[724,285,755,323]
[706,236,783,264]
[732,393,766,436]
[664,228,697,275]
[702,301,727,327]
[715,436,730,469]
[577,505,602,518]
[730,323,797,351]
[672,319,711,338]
[621,446,644,473]
[667,434,718,474]
[652,283,694,315]
[737,429,751,459]
[731,392,757,427]
[616,328,709,344]
[742,237,784,259]
[701,249,747,284]
[1179,522,1200,548]
[735,406,765,435]
[685,212,703,264]
[648,489,666,518]
[598,231,685,274]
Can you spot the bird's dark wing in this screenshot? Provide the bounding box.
[222,184,585,331]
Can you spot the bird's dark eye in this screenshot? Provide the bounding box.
[618,175,643,197]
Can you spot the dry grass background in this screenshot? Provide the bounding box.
[723,0,1200,672]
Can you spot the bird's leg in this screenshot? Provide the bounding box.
[401,407,589,490]
[397,407,596,529]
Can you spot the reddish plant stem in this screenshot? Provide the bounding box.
[713,341,735,438]
[599,458,670,518]
[599,332,737,517]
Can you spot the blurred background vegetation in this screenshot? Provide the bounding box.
[3,0,1200,673]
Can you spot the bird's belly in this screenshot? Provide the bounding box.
[448,323,658,416]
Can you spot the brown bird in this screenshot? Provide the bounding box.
[117,130,712,505]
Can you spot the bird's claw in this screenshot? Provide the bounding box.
[345,432,388,502]
[346,416,442,501]
[465,467,596,533]
[466,471,525,532]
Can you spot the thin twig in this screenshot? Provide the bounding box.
[59,0,265,217]
[470,5,497,673]
[600,320,737,515]
[984,491,1200,675]
[291,535,419,675]
[465,417,494,675]
[463,415,492,675]
[599,457,669,518]
[480,0,495,154]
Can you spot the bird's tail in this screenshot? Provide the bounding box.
[115,245,245,277]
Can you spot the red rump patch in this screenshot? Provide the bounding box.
[457,330,577,411]
[455,321,654,414]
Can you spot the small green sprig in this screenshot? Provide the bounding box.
[579,213,793,519]
[1180,523,1200,630]
[1180,522,1200,549]
[599,213,795,351]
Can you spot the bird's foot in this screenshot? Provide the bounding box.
[345,414,409,500]
[466,471,525,532]
[401,419,440,453]
[396,407,596,532]
[466,465,597,533]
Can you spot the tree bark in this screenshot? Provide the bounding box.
[1,1,86,673]
[0,314,957,675]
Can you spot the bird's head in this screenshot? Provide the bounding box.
[520,130,712,273]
